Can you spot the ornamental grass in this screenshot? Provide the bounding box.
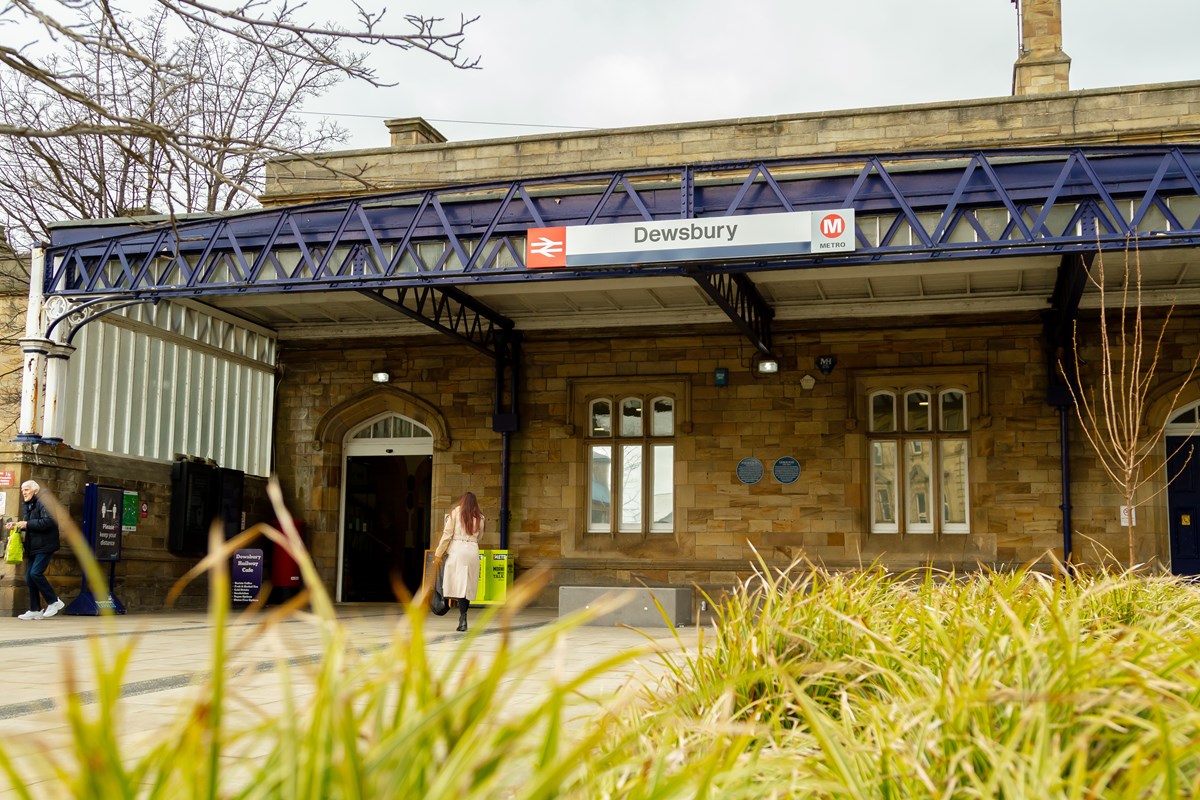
[589,557,1200,798]
[0,480,670,799]
[7,484,1200,799]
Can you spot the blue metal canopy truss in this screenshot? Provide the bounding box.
[357,285,513,359]
[43,145,1200,361]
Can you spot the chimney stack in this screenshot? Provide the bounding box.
[1012,0,1071,95]
[384,117,447,147]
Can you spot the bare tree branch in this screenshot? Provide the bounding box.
[0,0,479,369]
[0,3,477,213]
[152,0,480,78]
[0,2,475,252]
[1061,239,1200,567]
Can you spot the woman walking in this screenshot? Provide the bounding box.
[434,492,485,632]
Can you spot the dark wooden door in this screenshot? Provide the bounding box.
[1168,436,1200,575]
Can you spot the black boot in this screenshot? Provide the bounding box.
[456,598,469,631]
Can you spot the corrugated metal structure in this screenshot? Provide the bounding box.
[58,302,275,476]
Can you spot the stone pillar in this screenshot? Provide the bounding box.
[41,342,76,445]
[1012,0,1071,96]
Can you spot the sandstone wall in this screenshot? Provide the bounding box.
[272,312,1200,604]
[264,82,1200,204]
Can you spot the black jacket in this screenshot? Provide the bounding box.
[22,496,60,556]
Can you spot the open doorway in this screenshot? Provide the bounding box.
[339,414,434,602]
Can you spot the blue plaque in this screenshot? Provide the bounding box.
[774,457,801,484]
[736,457,764,485]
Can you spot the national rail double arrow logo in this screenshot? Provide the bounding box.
[525,227,567,268]
[529,236,563,258]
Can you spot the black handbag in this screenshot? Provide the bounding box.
[430,561,450,616]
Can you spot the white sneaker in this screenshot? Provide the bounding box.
[43,599,65,618]
[17,610,43,620]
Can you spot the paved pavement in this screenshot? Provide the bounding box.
[0,602,692,797]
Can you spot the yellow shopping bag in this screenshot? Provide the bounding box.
[5,527,23,564]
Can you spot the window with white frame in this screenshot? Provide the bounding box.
[868,387,970,535]
[586,394,675,535]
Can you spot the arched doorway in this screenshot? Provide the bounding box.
[1167,401,1200,575]
[338,413,434,602]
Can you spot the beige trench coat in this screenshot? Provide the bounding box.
[434,506,483,601]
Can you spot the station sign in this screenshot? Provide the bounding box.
[526,208,854,269]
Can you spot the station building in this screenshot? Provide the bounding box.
[3,0,1199,612]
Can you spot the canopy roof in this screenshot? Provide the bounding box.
[43,145,1200,358]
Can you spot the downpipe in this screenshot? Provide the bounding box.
[1058,404,1074,571]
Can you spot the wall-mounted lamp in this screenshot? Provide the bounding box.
[816,355,837,375]
[371,372,391,383]
[757,359,779,375]
[799,374,816,391]
[714,367,729,387]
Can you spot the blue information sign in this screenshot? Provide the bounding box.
[67,483,127,615]
[81,483,124,562]
[736,457,765,485]
[773,457,801,484]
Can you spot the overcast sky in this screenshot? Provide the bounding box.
[301,1,1200,150]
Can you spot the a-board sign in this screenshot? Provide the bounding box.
[232,549,264,604]
[85,484,124,562]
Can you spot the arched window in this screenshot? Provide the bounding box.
[349,414,433,442]
[1167,401,1200,432]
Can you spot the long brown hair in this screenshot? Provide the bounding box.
[458,491,483,535]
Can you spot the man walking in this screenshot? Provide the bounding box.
[16,480,65,620]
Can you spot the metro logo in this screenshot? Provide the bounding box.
[526,227,566,268]
[819,213,846,238]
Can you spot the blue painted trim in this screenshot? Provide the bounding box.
[41,145,1200,300]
